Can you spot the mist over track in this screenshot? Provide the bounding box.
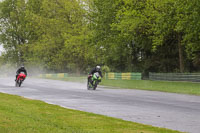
[0,77,200,133]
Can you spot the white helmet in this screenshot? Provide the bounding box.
[96,65,101,71]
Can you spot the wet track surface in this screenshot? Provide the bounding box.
[0,77,200,133]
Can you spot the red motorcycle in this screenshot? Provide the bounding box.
[15,72,26,87]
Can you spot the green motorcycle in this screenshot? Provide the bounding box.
[87,72,101,90]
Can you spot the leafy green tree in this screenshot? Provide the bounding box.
[177,0,200,70]
[0,0,29,65]
[1,0,200,74]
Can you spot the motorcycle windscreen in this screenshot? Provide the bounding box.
[93,72,100,79]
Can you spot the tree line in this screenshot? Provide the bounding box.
[0,0,200,75]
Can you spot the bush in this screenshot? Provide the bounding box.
[101,65,110,75]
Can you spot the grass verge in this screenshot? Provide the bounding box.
[44,77,200,96]
[101,79,200,95]
[44,77,87,83]
[0,93,181,133]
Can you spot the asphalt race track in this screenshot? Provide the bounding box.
[0,77,200,133]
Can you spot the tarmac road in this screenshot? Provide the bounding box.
[0,77,200,133]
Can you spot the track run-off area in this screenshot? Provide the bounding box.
[0,77,199,133]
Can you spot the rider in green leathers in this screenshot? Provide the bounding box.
[88,66,103,85]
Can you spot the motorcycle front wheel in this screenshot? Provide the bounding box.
[93,81,98,90]
[19,80,22,87]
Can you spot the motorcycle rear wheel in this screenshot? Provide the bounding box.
[93,82,98,90]
[19,80,22,87]
[87,83,90,90]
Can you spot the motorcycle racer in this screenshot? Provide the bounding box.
[88,65,103,85]
[15,66,27,81]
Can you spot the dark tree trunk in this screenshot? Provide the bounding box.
[178,33,184,73]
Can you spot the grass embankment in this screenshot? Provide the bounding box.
[0,93,181,133]
[101,80,200,96]
[45,77,200,96]
[45,77,87,83]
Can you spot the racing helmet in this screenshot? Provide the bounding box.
[21,66,25,69]
[96,65,101,71]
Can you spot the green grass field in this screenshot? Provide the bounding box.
[44,77,200,96]
[0,93,181,133]
[101,79,200,95]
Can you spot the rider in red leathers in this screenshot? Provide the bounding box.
[15,66,27,81]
